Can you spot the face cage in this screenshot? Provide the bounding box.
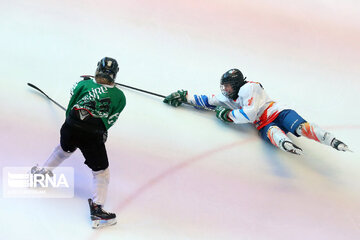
[220,84,229,98]
[220,83,239,100]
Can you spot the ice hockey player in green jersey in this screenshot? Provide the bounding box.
[32,57,126,229]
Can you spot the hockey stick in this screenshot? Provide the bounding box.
[27,83,66,111]
[81,75,215,112]
[117,83,216,111]
[117,82,215,111]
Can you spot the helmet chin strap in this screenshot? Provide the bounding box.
[229,93,239,101]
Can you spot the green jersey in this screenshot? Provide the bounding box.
[66,79,126,130]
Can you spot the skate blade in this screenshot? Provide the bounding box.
[287,148,304,156]
[91,218,117,229]
[295,149,304,155]
[341,146,353,152]
[345,148,353,153]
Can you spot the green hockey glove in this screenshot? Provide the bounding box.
[215,106,233,122]
[163,90,188,107]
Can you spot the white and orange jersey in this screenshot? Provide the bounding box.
[186,82,287,130]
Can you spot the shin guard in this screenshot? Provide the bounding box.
[43,145,72,172]
[92,168,110,206]
[296,122,334,146]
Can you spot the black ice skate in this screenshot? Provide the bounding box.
[282,141,303,155]
[31,164,53,177]
[88,198,117,229]
[331,138,352,152]
[30,165,54,187]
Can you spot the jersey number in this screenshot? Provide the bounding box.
[98,98,111,113]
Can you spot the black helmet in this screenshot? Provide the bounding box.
[95,57,119,82]
[220,68,247,100]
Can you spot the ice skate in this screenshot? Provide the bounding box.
[30,164,53,177]
[331,138,352,152]
[88,198,117,229]
[29,165,54,188]
[282,141,303,155]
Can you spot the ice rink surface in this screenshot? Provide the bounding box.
[1,0,360,239]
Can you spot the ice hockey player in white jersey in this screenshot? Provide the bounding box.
[163,68,350,155]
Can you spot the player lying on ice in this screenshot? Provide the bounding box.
[31,57,126,228]
[163,68,350,155]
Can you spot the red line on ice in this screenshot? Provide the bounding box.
[88,137,257,240]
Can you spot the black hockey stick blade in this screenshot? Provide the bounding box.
[27,83,66,111]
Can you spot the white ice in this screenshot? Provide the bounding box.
[1,0,360,239]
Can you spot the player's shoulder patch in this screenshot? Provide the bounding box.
[247,81,264,89]
[238,81,262,97]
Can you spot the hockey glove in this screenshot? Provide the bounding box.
[163,90,188,107]
[215,106,233,122]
